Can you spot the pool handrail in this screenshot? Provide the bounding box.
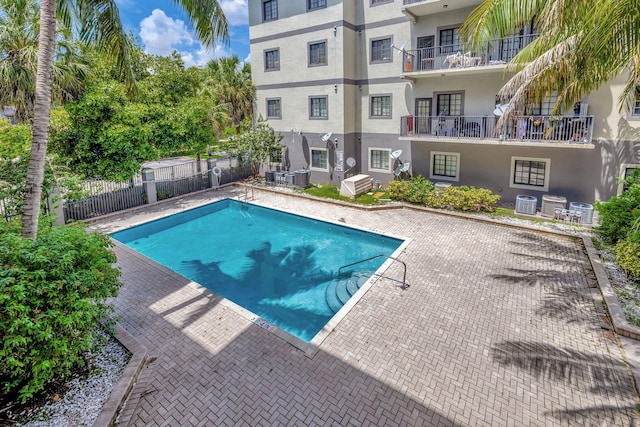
[337,254,408,290]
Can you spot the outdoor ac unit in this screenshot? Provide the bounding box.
[541,195,567,218]
[515,195,537,215]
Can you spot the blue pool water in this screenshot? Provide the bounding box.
[112,199,403,342]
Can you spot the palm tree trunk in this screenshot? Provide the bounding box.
[21,0,57,239]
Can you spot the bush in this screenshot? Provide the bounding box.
[407,176,433,204]
[0,221,121,402]
[425,186,500,212]
[387,180,409,201]
[615,238,640,279]
[595,183,640,244]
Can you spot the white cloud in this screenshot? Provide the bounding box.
[140,9,230,67]
[243,52,251,64]
[220,0,248,26]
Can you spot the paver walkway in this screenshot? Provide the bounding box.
[92,187,639,426]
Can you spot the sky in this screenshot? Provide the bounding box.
[114,0,250,68]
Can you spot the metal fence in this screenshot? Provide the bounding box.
[62,159,254,222]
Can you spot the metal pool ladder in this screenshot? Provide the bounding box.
[337,254,408,289]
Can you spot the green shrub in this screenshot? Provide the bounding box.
[615,238,640,279]
[427,186,500,212]
[407,176,433,204]
[0,221,121,402]
[595,183,640,244]
[387,180,409,201]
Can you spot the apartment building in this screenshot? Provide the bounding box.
[248,0,640,205]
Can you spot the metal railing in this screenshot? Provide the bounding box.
[402,33,538,73]
[337,254,408,289]
[400,114,594,143]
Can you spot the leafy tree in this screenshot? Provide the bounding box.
[221,116,283,176]
[0,0,88,122]
[460,0,640,115]
[23,0,228,238]
[204,56,255,134]
[0,119,30,160]
[50,81,156,181]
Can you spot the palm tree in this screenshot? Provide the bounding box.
[459,0,640,117]
[204,55,255,133]
[22,0,228,238]
[0,0,88,122]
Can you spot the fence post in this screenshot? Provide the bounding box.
[142,168,157,204]
[207,158,217,188]
[48,188,65,226]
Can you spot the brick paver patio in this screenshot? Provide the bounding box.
[92,187,639,426]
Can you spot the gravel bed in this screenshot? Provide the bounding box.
[9,330,130,427]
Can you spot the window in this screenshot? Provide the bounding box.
[634,99,640,116]
[369,148,391,172]
[371,37,392,63]
[371,0,392,5]
[266,98,281,119]
[618,164,640,194]
[263,0,277,21]
[309,96,328,119]
[526,95,558,116]
[310,148,328,171]
[430,152,460,181]
[436,92,463,116]
[370,95,391,118]
[510,157,550,191]
[270,148,283,164]
[309,41,327,66]
[308,0,326,10]
[439,27,460,54]
[264,49,279,71]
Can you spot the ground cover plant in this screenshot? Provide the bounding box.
[0,219,122,403]
[303,184,388,205]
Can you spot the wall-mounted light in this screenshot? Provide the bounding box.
[334,26,337,36]
[443,4,448,8]
[334,84,338,93]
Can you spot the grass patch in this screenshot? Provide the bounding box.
[303,185,388,205]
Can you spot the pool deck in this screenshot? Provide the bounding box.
[91,187,640,426]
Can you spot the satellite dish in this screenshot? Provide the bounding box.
[346,157,356,167]
[396,41,407,53]
[394,165,402,176]
[400,161,411,172]
[390,149,403,159]
[321,132,332,142]
[493,104,509,116]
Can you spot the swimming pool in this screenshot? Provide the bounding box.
[112,199,404,343]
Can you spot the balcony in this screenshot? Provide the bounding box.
[402,34,537,75]
[402,0,481,21]
[399,114,594,145]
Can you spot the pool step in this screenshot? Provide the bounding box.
[325,271,374,314]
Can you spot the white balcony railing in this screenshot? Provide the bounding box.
[400,114,594,144]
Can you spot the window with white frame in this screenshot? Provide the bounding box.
[510,157,550,191]
[430,152,460,181]
[368,148,391,172]
[370,0,392,5]
[370,95,391,118]
[264,49,279,71]
[309,96,328,119]
[526,94,558,116]
[634,99,640,116]
[266,98,281,119]
[263,0,277,21]
[310,148,328,170]
[309,41,327,66]
[371,37,392,63]
[270,147,283,164]
[308,0,326,10]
